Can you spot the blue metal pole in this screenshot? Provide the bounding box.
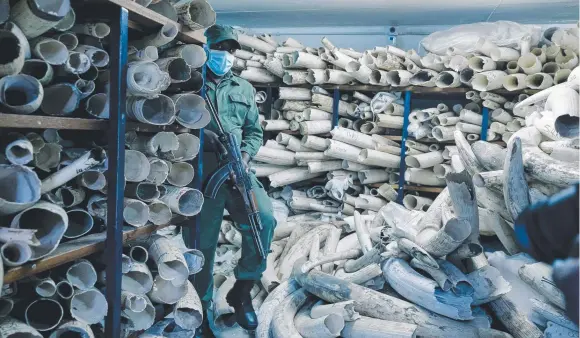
[265,87,273,119]
[480,107,490,141]
[104,6,128,338]
[396,91,412,204]
[332,88,340,128]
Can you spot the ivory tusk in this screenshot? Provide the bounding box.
[501,137,531,222]
[0,74,44,115]
[129,46,159,62]
[49,320,94,338]
[294,266,479,336]
[24,298,64,332]
[467,264,511,305]
[256,280,301,338]
[129,245,148,264]
[294,298,345,338]
[278,225,335,280]
[382,258,473,320]
[131,23,177,50]
[310,300,360,322]
[66,259,97,291]
[122,262,153,295]
[31,276,56,298]
[126,94,176,125]
[519,262,566,310]
[148,235,189,285]
[0,30,25,77]
[1,240,32,267]
[410,258,452,291]
[342,316,418,338]
[530,298,578,331]
[0,317,43,337]
[56,279,74,300]
[70,288,107,324]
[397,238,439,269]
[173,281,203,330]
[409,69,438,87]
[147,274,188,305]
[122,198,149,227]
[121,291,155,330]
[64,209,93,239]
[415,217,471,257]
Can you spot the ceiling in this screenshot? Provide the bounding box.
[209,0,579,27]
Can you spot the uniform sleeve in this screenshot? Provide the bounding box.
[240,86,263,158]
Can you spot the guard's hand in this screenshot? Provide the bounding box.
[241,152,252,173]
[203,130,224,153]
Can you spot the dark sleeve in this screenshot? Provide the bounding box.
[515,184,579,263]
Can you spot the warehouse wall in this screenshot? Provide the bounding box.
[239,23,577,55]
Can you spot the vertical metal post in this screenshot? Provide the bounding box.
[332,88,340,128]
[396,91,412,204]
[104,6,128,338]
[480,107,490,141]
[265,86,273,119]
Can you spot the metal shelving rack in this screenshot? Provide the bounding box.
[0,1,205,337]
[253,83,533,201]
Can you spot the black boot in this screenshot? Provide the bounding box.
[226,280,258,330]
[194,314,214,338]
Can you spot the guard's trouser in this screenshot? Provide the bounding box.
[192,174,276,311]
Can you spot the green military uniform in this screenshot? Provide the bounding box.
[189,27,276,311]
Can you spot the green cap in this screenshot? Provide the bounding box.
[205,25,241,50]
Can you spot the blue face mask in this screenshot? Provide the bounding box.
[207,50,235,76]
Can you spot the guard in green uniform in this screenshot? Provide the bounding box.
[188,25,276,336]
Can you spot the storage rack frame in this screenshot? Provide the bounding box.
[0,2,205,337]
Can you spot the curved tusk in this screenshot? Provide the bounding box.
[278,225,335,281]
[397,238,439,269]
[353,211,373,253]
[454,131,486,176]
[342,316,418,338]
[343,247,381,273]
[173,281,203,331]
[476,186,513,221]
[294,298,345,338]
[120,292,155,331]
[321,228,341,274]
[336,264,383,285]
[410,258,452,291]
[256,280,301,338]
[479,208,520,255]
[530,297,578,332]
[446,171,479,243]
[382,258,473,320]
[467,265,511,305]
[503,137,531,221]
[518,262,566,310]
[294,266,479,337]
[472,141,507,171]
[271,288,310,337]
[311,300,360,321]
[438,260,475,296]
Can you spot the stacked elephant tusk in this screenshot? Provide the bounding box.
[234,24,578,95]
[218,113,579,338]
[0,0,215,334]
[208,22,580,338]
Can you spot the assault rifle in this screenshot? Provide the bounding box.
[202,94,266,260]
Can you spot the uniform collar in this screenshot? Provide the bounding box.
[206,71,241,89]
